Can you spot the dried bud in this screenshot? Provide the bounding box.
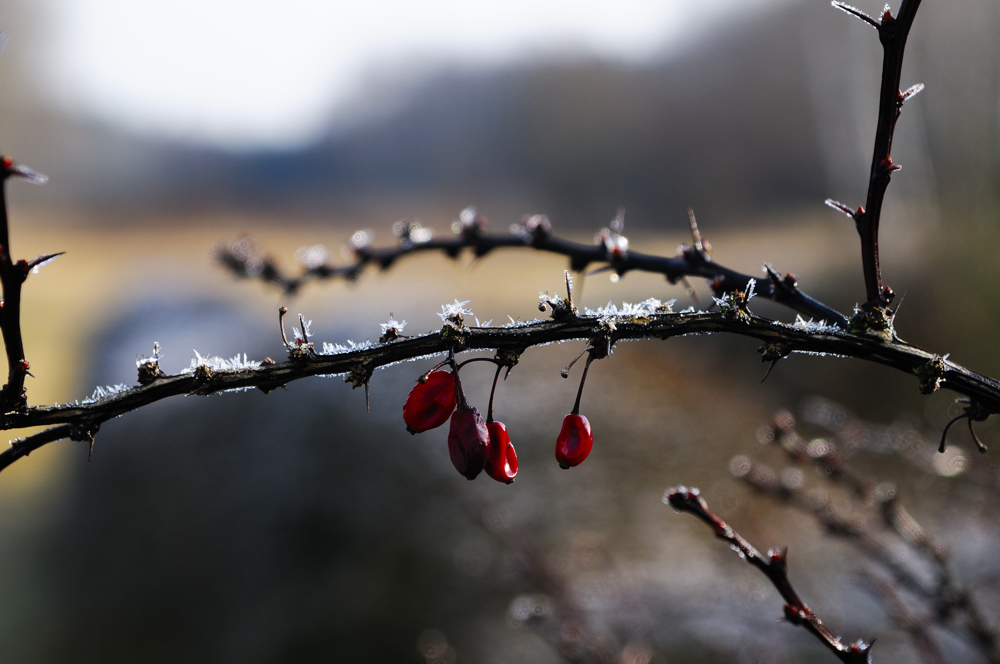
[402,371,457,434]
[555,413,593,469]
[448,405,490,480]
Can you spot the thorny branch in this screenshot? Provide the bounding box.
[216,207,848,327]
[742,413,999,662]
[828,0,923,313]
[0,158,55,412]
[664,486,873,663]
[5,298,1000,473]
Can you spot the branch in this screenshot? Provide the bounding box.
[664,486,873,663]
[830,0,923,310]
[0,157,53,411]
[756,415,1000,662]
[216,210,849,327]
[4,303,1000,473]
[857,571,946,664]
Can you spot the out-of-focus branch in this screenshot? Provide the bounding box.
[857,571,946,664]
[216,208,848,327]
[664,486,872,663]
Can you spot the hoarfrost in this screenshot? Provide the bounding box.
[792,315,840,334]
[183,351,263,374]
[380,316,406,336]
[82,383,131,404]
[321,339,374,355]
[438,299,473,321]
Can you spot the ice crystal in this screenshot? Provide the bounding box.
[82,384,131,404]
[184,351,262,374]
[438,299,473,321]
[792,315,840,334]
[321,339,375,355]
[136,341,162,368]
[380,316,406,336]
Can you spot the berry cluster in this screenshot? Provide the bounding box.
[402,353,594,481]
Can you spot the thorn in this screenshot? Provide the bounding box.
[681,276,700,304]
[831,2,880,29]
[900,83,925,103]
[365,381,370,413]
[824,199,856,218]
[889,291,906,322]
[88,438,95,463]
[761,359,780,384]
[687,208,704,253]
[564,269,573,303]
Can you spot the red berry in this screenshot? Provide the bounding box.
[555,413,592,469]
[402,370,457,434]
[448,405,490,480]
[485,421,518,484]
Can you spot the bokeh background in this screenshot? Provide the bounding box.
[0,0,998,662]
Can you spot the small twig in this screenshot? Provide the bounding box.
[664,487,873,663]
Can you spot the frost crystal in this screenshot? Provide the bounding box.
[380,316,406,336]
[82,384,131,404]
[583,298,672,319]
[136,341,162,368]
[184,350,263,374]
[792,315,840,334]
[321,339,374,355]
[438,299,473,321]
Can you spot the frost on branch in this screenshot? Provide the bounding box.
[379,315,407,343]
[183,351,263,381]
[713,279,756,324]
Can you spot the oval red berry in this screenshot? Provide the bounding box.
[485,421,518,484]
[402,370,457,434]
[555,413,592,469]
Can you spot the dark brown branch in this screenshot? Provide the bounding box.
[759,416,1000,662]
[830,0,922,310]
[0,157,52,411]
[4,305,1000,473]
[216,210,849,327]
[664,486,873,663]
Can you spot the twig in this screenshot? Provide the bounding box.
[857,571,946,664]
[216,210,849,326]
[828,0,923,310]
[0,157,55,411]
[664,486,873,663]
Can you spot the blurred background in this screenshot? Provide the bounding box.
[0,0,998,662]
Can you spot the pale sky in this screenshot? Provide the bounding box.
[45,0,784,151]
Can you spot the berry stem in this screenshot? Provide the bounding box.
[487,364,502,423]
[571,353,595,415]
